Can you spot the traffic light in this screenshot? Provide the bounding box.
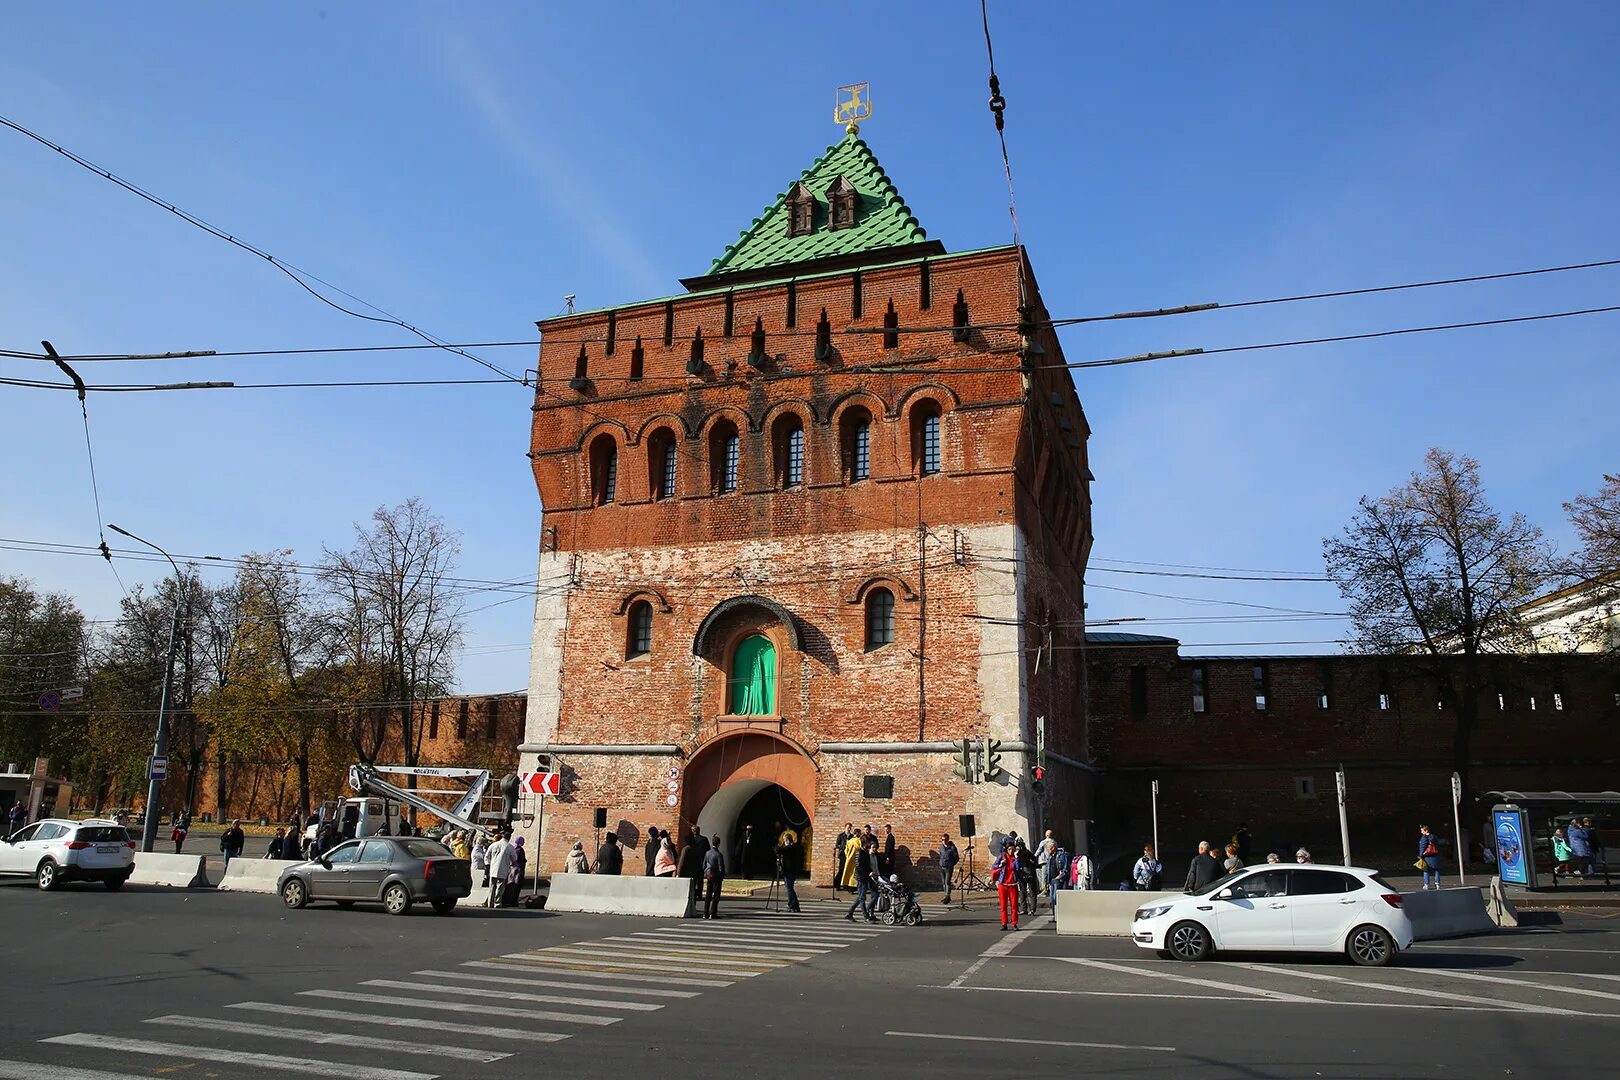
[499,773,520,821]
[984,738,1004,782]
[953,738,974,783]
[1031,764,1046,796]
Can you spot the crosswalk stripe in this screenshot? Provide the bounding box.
[40,1034,434,1080]
[477,959,733,988]
[516,946,771,974]
[1416,969,1620,1005]
[1239,964,1588,1016]
[613,934,825,958]
[226,1002,568,1043]
[143,1016,510,1063]
[725,915,889,929]
[642,927,858,947]
[488,955,744,982]
[662,922,879,940]
[0,1061,164,1080]
[533,943,781,970]
[300,990,619,1026]
[418,969,700,999]
[362,979,661,1012]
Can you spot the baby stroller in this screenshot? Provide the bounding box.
[872,873,923,925]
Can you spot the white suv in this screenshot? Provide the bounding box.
[1132,864,1414,966]
[0,818,136,890]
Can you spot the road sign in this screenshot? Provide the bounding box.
[38,691,61,712]
[148,755,168,780]
[665,766,679,780]
[665,793,678,807]
[666,779,679,794]
[519,771,560,797]
[61,686,84,701]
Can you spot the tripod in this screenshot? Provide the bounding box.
[765,852,784,912]
[954,837,989,909]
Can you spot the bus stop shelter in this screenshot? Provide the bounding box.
[1483,790,1618,890]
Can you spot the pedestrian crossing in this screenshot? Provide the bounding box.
[11,899,891,1079]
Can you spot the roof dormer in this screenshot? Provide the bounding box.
[786,182,816,238]
[827,175,858,231]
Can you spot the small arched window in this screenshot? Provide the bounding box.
[589,435,618,504]
[648,429,677,500]
[841,407,872,483]
[729,634,777,715]
[912,404,942,476]
[773,414,805,489]
[866,588,895,650]
[627,600,653,658]
[711,422,740,494]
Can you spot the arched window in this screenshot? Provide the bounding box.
[729,634,777,715]
[589,434,618,504]
[865,588,895,650]
[648,429,677,500]
[710,421,740,494]
[773,414,805,489]
[627,600,653,658]
[912,404,942,476]
[841,407,872,483]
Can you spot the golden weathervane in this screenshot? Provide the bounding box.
[834,82,873,133]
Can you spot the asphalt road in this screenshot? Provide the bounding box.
[3,878,1619,1079]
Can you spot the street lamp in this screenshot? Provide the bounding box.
[107,524,183,854]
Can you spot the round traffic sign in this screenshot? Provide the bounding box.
[665,794,678,807]
[666,766,680,780]
[666,779,679,794]
[38,691,61,712]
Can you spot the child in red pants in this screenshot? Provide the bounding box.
[991,840,1022,931]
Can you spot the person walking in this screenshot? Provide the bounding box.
[1295,848,1314,864]
[843,838,878,922]
[504,836,527,906]
[678,829,706,919]
[1583,817,1603,877]
[485,831,513,908]
[472,832,490,887]
[1568,818,1594,877]
[839,829,863,891]
[832,824,851,893]
[776,824,802,913]
[880,825,897,878]
[654,833,677,877]
[1037,829,1057,900]
[1071,848,1095,892]
[6,800,25,838]
[1184,841,1222,893]
[701,834,726,920]
[594,831,624,875]
[643,826,661,876]
[219,819,245,872]
[564,840,590,874]
[1132,845,1162,890]
[1016,839,1039,915]
[315,819,340,859]
[170,811,190,854]
[991,840,1022,931]
[266,828,287,860]
[1418,824,1442,890]
[938,834,960,903]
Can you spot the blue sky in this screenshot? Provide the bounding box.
[4,2,1617,690]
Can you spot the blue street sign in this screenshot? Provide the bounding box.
[148,755,169,781]
[38,691,61,712]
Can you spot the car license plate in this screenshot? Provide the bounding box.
[96,845,121,854]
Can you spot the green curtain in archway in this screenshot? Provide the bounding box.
[730,635,777,715]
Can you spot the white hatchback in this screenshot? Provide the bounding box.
[1132,864,1414,966]
[0,818,136,890]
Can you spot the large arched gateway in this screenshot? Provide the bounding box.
[682,730,816,880]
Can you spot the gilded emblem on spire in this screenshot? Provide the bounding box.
[834,83,873,134]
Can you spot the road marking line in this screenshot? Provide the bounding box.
[666,922,876,938]
[300,990,619,1026]
[225,1002,568,1043]
[527,945,778,972]
[932,985,1545,1013]
[362,979,661,1012]
[474,959,733,988]
[660,925,874,943]
[40,1035,434,1080]
[1416,968,1620,1004]
[617,934,828,956]
[143,1016,509,1063]
[417,969,699,999]
[1060,958,1315,1002]
[885,1031,1175,1053]
[1409,943,1620,955]
[946,916,1051,989]
[0,1061,173,1080]
[1542,972,1620,984]
[1239,964,1588,1016]
[499,951,761,977]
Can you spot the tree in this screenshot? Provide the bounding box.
[323,499,463,770]
[1323,448,1549,804]
[1562,472,1620,653]
[0,577,87,771]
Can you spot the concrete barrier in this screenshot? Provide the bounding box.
[1402,886,1495,940]
[128,852,210,889]
[1487,878,1520,928]
[544,872,690,917]
[1055,889,1178,936]
[217,858,301,894]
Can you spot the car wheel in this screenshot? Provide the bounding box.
[383,882,413,916]
[1347,924,1395,967]
[104,876,127,891]
[1167,920,1211,961]
[431,898,457,915]
[280,877,308,909]
[36,860,59,891]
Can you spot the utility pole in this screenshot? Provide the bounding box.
[109,524,183,854]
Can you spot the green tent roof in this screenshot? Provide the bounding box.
[688,131,941,288]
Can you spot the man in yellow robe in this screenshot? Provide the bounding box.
[840,831,864,889]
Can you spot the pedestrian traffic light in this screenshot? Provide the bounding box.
[1031,764,1046,796]
[984,738,1004,782]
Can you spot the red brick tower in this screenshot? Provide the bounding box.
[521,128,1093,882]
